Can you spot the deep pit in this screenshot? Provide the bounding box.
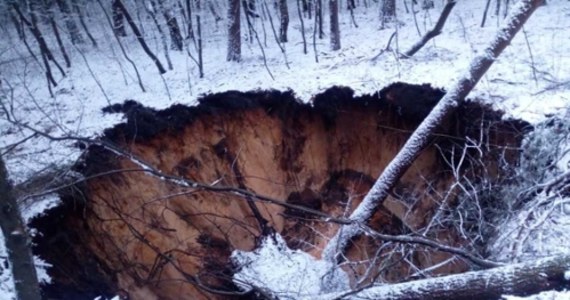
[30,83,529,299]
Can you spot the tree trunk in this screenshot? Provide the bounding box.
[316,0,323,39]
[12,3,66,77]
[322,0,546,264]
[316,254,570,300]
[329,0,340,50]
[278,0,289,43]
[186,0,195,40]
[112,0,127,36]
[422,0,434,9]
[196,0,203,77]
[227,0,241,61]
[297,0,307,53]
[113,0,167,74]
[55,0,83,44]
[0,155,41,300]
[72,0,98,47]
[147,0,173,70]
[159,0,184,51]
[382,0,396,22]
[402,0,456,57]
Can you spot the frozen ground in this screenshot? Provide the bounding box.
[1,0,570,298]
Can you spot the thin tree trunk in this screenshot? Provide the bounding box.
[97,0,147,90]
[9,11,24,41]
[46,5,72,68]
[481,0,492,27]
[72,0,98,47]
[55,0,83,44]
[208,0,223,22]
[402,0,456,57]
[227,0,241,61]
[12,3,66,77]
[147,0,173,70]
[298,0,307,53]
[114,0,167,74]
[316,254,570,300]
[263,1,290,68]
[0,155,41,300]
[316,0,323,39]
[322,0,546,264]
[186,0,195,40]
[382,0,396,22]
[196,0,204,77]
[112,0,127,36]
[279,0,289,42]
[159,0,184,51]
[329,0,340,50]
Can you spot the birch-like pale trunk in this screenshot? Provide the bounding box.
[322,0,546,264]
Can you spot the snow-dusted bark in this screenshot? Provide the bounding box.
[227,0,241,61]
[312,254,570,300]
[322,0,546,264]
[0,155,41,300]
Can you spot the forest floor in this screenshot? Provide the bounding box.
[1,0,570,298]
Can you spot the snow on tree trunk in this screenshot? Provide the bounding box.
[322,0,546,266]
[312,254,570,300]
[227,0,241,61]
[329,0,340,50]
[0,155,41,300]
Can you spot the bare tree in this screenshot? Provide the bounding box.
[279,0,289,42]
[0,155,41,300]
[402,0,456,57]
[158,0,184,51]
[227,0,241,61]
[112,0,167,74]
[112,0,127,36]
[329,0,340,50]
[55,0,84,44]
[316,0,323,38]
[196,0,204,77]
[382,0,396,22]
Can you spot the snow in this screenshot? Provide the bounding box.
[231,234,349,298]
[503,290,570,300]
[1,0,570,298]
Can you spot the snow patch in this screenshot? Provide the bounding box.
[503,290,570,300]
[231,234,349,298]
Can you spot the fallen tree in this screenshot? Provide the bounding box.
[323,0,546,265]
[313,254,570,300]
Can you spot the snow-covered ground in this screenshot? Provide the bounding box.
[1,0,570,298]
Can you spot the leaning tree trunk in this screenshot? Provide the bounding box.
[72,0,98,47]
[114,0,167,74]
[402,0,456,57]
[278,0,289,43]
[329,0,340,50]
[227,0,241,61]
[322,0,546,264]
[159,0,184,51]
[0,155,41,300]
[316,254,570,299]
